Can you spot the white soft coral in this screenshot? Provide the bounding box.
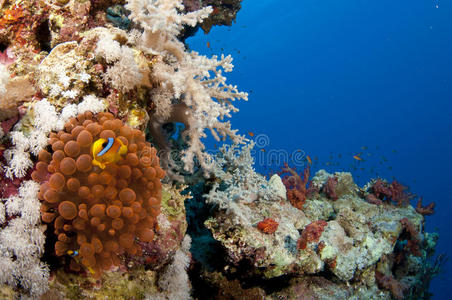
[4,96,106,178]
[0,180,49,297]
[126,0,248,175]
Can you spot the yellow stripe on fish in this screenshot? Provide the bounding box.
[91,137,127,169]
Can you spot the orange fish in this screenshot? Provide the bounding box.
[353,155,363,161]
[306,155,312,165]
[207,41,210,48]
[248,131,254,137]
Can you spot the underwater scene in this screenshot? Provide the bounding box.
[0,0,450,299]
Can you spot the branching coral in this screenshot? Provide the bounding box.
[32,111,165,277]
[205,143,278,225]
[280,163,310,210]
[415,197,435,216]
[125,0,248,177]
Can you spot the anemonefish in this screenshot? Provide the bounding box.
[91,137,127,169]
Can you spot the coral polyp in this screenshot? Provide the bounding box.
[32,111,165,277]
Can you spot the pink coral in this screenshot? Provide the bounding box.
[375,270,406,300]
[322,176,338,201]
[400,217,421,257]
[371,179,414,206]
[365,194,383,205]
[280,163,310,210]
[415,197,435,216]
[297,220,328,250]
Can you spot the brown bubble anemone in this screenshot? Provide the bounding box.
[32,111,165,277]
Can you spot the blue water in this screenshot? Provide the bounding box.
[187,0,452,298]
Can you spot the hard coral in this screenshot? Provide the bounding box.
[32,111,165,277]
[281,163,310,210]
[297,220,328,250]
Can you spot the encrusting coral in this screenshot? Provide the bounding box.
[32,111,165,277]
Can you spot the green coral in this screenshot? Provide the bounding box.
[161,183,190,218]
[47,267,158,300]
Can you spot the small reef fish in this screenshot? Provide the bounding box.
[353,153,363,161]
[248,131,254,137]
[207,41,210,48]
[67,250,78,257]
[67,250,95,274]
[306,155,312,165]
[91,137,127,169]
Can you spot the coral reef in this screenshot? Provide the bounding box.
[0,0,444,298]
[200,165,443,299]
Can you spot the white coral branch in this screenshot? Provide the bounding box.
[0,180,49,297]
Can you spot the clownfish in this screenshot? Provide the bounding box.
[91,137,127,169]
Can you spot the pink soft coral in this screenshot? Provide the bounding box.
[280,163,310,210]
[322,176,338,201]
[370,179,414,206]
